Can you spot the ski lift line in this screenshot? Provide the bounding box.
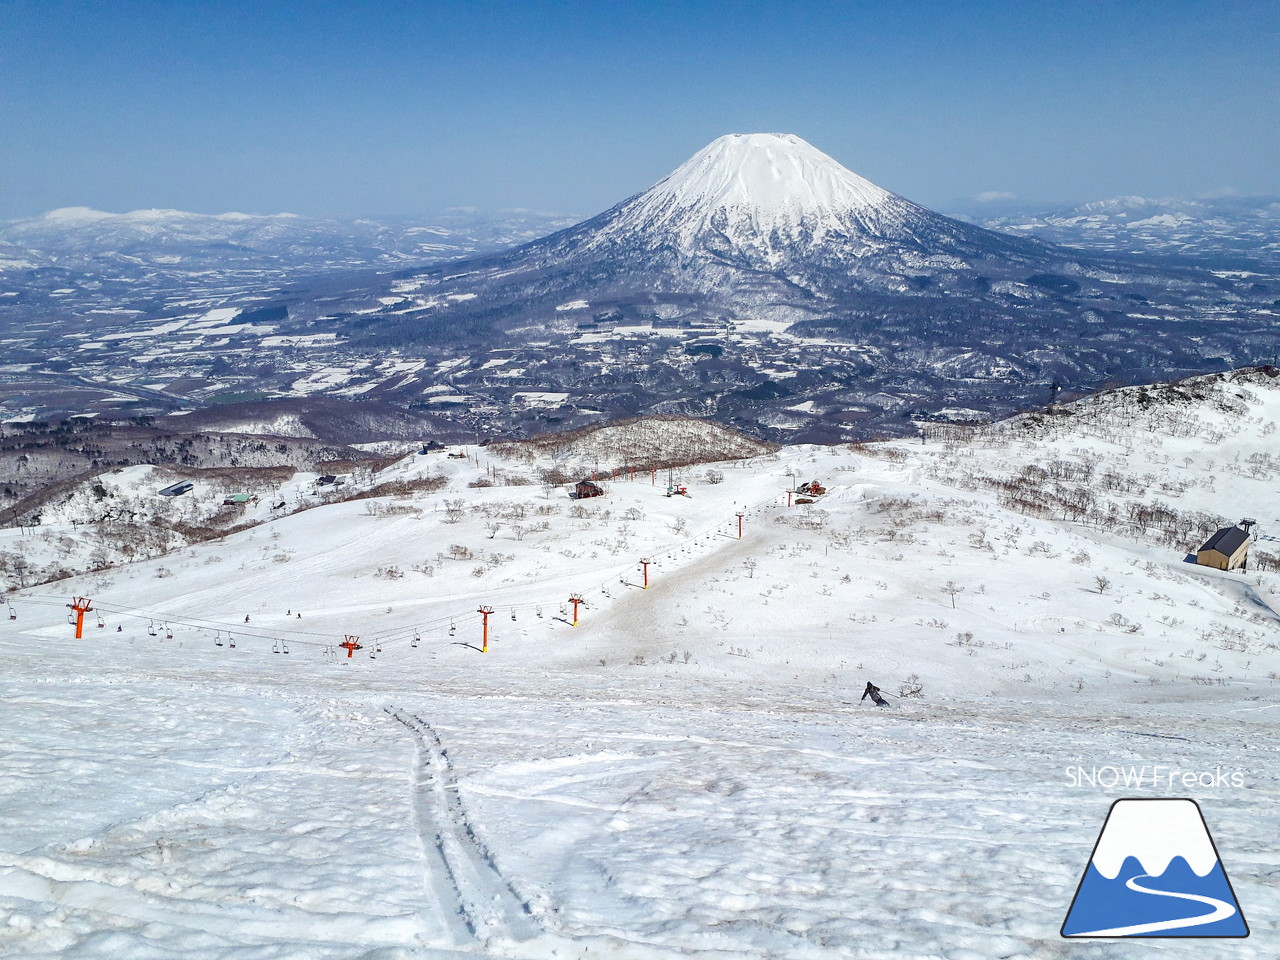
[31,596,341,641]
[100,614,322,646]
[20,595,405,657]
[20,492,786,652]
[22,596,337,649]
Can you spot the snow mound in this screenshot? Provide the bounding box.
[196,414,317,439]
[493,415,777,470]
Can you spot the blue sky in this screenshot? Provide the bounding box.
[2,0,1276,219]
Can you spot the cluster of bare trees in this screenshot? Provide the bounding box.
[336,473,447,503]
[961,465,1226,551]
[1250,548,1280,572]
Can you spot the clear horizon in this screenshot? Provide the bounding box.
[3,0,1276,221]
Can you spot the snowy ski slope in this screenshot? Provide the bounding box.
[1,372,1278,958]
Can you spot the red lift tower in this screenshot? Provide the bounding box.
[568,593,584,626]
[478,605,494,652]
[640,558,652,589]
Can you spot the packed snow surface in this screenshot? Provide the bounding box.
[2,380,1278,958]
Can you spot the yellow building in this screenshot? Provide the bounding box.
[1196,526,1251,571]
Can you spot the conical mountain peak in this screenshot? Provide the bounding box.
[599,133,934,255]
[642,133,895,217]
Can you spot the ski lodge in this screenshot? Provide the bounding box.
[573,479,605,500]
[1195,524,1251,571]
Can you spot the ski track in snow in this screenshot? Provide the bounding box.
[388,707,542,948]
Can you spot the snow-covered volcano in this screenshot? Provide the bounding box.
[590,132,1025,261]
[378,132,1125,335]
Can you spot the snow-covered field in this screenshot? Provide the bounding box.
[2,373,1278,958]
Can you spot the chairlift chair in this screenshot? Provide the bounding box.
[282,641,289,654]
[165,624,173,639]
[147,620,157,637]
[97,614,105,629]
[272,641,280,654]
[214,631,223,647]
[6,604,14,621]
[449,621,456,636]
[229,634,236,648]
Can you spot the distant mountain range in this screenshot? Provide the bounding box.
[6,179,1276,286]
[0,206,579,279]
[957,194,1280,267]
[4,179,1274,287]
[1,135,1277,443]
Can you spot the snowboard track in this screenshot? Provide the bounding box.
[388,707,541,947]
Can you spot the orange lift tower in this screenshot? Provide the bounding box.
[478,605,494,652]
[640,558,652,589]
[736,512,745,540]
[67,597,93,639]
[568,593,585,626]
[339,635,362,658]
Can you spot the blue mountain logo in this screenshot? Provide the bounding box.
[1062,799,1248,937]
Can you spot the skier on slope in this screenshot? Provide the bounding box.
[861,681,888,707]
